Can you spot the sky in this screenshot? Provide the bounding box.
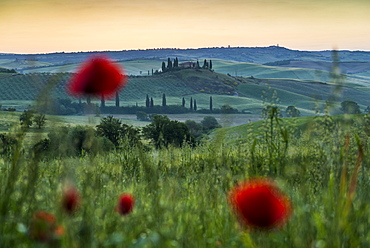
[1,0,370,54]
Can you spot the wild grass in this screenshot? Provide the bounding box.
[1,109,370,247]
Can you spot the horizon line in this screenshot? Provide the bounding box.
[2,45,370,56]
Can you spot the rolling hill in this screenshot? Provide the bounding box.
[0,68,369,116]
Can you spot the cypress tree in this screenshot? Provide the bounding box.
[196,60,200,68]
[150,97,154,107]
[210,60,213,70]
[190,97,193,110]
[162,93,167,107]
[168,58,172,70]
[116,92,120,107]
[194,99,197,111]
[101,95,105,108]
[146,94,150,108]
[162,62,166,72]
[182,97,185,107]
[210,96,213,111]
[202,59,208,69]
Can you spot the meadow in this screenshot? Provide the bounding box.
[1,105,370,247]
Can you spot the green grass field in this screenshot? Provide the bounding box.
[1,109,370,247]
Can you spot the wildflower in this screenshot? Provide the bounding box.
[67,56,127,98]
[117,193,135,215]
[29,211,64,242]
[61,184,80,214]
[228,178,292,230]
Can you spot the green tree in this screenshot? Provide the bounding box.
[185,120,203,139]
[0,133,17,159]
[101,95,105,108]
[194,99,197,111]
[137,111,149,121]
[162,62,166,72]
[221,104,238,114]
[167,58,172,70]
[286,106,300,117]
[190,97,193,110]
[365,105,370,114]
[33,114,46,129]
[146,94,150,108]
[150,97,154,107]
[201,116,221,131]
[20,110,34,128]
[210,96,213,111]
[121,124,141,147]
[182,97,185,107]
[341,100,361,114]
[142,115,194,149]
[162,93,167,107]
[116,92,120,107]
[202,59,208,69]
[96,116,122,147]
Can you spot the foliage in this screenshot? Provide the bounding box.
[286,105,300,117]
[33,114,46,129]
[341,100,361,114]
[96,116,142,148]
[0,133,17,159]
[33,125,114,159]
[96,116,123,147]
[19,110,34,128]
[185,120,204,139]
[201,116,221,131]
[142,115,194,148]
[220,104,238,114]
[136,111,150,121]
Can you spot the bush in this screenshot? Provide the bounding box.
[96,116,142,147]
[37,125,115,158]
[286,106,300,117]
[142,115,195,149]
[341,100,361,114]
[201,116,221,131]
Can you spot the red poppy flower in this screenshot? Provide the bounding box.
[117,193,135,215]
[61,184,80,214]
[228,178,292,230]
[67,56,127,98]
[29,211,64,243]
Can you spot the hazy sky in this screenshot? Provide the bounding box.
[1,0,370,53]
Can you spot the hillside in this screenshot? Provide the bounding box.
[0,69,369,116]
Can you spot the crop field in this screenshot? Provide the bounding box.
[212,59,370,86]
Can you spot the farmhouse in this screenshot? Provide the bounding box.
[179,61,197,68]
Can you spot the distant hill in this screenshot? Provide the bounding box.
[1,46,370,72]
